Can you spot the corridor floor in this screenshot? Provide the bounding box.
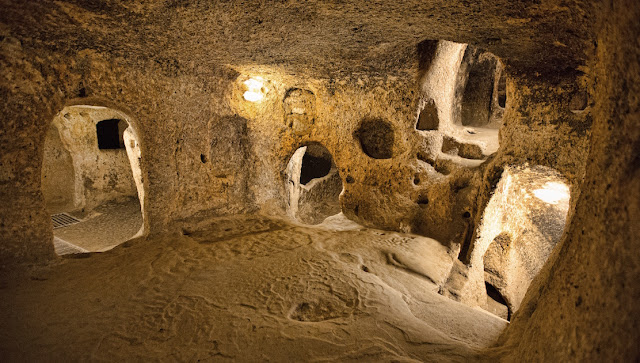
[1,214,506,361]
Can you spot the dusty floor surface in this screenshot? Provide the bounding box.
[0,214,505,361]
[53,197,143,253]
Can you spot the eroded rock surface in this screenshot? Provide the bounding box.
[0,215,506,361]
[0,0,638,361]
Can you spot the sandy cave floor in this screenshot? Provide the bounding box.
[0,213,506,361]
[52,197,143,253]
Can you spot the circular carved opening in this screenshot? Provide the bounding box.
[355,118,394,159]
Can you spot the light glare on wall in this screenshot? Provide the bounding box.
[243,77,267,102]
[532,181,570,205]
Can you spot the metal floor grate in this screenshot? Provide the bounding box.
[51,213,81,229]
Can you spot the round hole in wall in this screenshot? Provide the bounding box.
[413,175,421,185]
[200,154,208,163]
[463,211,471,218]
[285,143,343,225]
[354,118,395,159]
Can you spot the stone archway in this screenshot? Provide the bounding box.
[285,143,343,225]
[467,165,571,319]
[42,104,146,254]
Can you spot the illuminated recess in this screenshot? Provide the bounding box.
[243,77,267,102]
[469,164,571,319]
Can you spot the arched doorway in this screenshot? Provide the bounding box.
[473,165,571,320]
[285,144,343,225]
[41,104,145,255]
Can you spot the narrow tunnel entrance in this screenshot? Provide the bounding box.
[42,105,145,255]
[457,45,506,130]
[416,41,507,173]
[485,282,510,321]
[427,44,507,162]
[96,118,127,149]
[460,50,498,128]
[469,165,571,319]
[497,71,507,108]
[300,150,333,185]
[285,144,343,225]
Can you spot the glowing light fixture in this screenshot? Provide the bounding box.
[532,181,570,205]
[243,77,267,102]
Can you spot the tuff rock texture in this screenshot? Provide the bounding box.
[0,0,638,361]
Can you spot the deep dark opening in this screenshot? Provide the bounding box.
[300,152,332,185]
[416,99,439,131]
[485,282,511,320]
[460,47,498,127]
[458,219,475,264]
[497,71,507,108]
[287,144,343,225]
[417,39,439,77]
[96,119,125,150]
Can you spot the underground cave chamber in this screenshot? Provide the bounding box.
[1,1,638,360]
[41,105,145,254]
[408,41,572,321]
[26,39,573,352]
[44,42,568,321]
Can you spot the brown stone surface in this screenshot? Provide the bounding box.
[0,214,507,361]
[492,1,640,360]
[0,0,638,361]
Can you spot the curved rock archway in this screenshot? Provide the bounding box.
[285,143,343,225]
[42,104,146,254]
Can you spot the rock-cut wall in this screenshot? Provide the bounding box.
[494,0,640,360]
